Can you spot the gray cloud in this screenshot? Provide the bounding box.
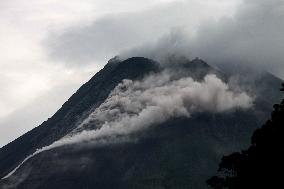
[119,29,193,64]
[190,0,284,77]
[122,0,284,78]
[44,0,233,66]
[45,0,284,78]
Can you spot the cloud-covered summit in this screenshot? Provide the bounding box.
[46,0,284,78]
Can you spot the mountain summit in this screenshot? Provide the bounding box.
[0,57,282,189]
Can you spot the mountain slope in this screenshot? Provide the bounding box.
[0,57,282,189]
[0,57,159,179]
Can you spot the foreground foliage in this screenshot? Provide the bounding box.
[207,84,284,188]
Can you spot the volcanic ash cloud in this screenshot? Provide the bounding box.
[55,72,253,146]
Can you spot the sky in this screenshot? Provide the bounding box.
[0,0,283,147]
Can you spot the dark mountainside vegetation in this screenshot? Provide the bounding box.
[207,84,284,188]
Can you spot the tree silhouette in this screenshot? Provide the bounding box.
[207,83,284,188]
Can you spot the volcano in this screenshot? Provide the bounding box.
[0,56,282,189]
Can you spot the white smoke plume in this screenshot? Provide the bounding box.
[65,72,253,145]
[1,71,253,180]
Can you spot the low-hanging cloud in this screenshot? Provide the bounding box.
[45,0,284,78]
[122,0,284,78]
[44,0,239,66]
[190,0,284,77]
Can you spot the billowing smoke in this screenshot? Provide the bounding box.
[58,73,252,145]
[2,69,253,180]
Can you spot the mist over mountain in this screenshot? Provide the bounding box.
[0,56,282,189]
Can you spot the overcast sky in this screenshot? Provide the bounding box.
[0,0,283,147]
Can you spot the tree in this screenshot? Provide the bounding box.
[207,83,284,188]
